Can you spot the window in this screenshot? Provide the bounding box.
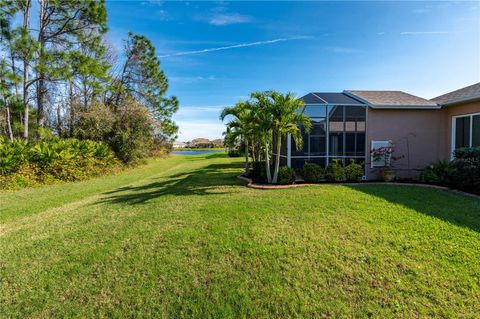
[455,117,470,149]
[452,113,480,154]
[473,115,480,147]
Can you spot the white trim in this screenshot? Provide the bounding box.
[451,116,456,160]
[451,112,480,158]
[368,104,441,109]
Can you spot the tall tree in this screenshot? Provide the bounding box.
[0,1,22,140]
[34,0,108,129]
[109,33,179,140]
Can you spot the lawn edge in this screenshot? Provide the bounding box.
[238,175,480,198]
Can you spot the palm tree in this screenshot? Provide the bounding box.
[220,101,254,171]
[250,92,273,183]
[267,91,311,184]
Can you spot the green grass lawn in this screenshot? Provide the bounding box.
[1,153,479,318]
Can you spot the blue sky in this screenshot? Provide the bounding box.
[106,1,480,141]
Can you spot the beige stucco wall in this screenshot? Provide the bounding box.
[443,100,480,159]
[365,108,447,180]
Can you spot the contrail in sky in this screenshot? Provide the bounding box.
[158,36,313,58]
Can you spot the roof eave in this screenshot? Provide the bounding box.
[370,104,441,109]
[343,90,440,109]
[436,94,480,106]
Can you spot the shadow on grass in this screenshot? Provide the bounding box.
[347,184,480,233]
[97,162,244,205]
[176,153,229,162]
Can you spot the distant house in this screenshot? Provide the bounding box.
[173,141,186,148]
[275,83,480,180]
[189,137,224,148]
[211,139,224,147]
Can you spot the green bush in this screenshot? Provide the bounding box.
[227,149,241,157]
[278,166,296,185]
[301,162,324,182]
[251,161,267,181]
[450,147,480,193]
[325,160,345,182]
[420,160,454,184]
[74,99,156,163]
[344,159,364,182]
[0,136,120,189]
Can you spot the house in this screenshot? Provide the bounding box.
[432,82,480,159]
[276,83,480,180]
[173,141,187,148]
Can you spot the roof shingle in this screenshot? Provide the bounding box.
[431,82,480,105]
[345,90,438,107]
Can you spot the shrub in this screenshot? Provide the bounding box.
[74,99,156,164]
[251,161,267,181]
[278,166,295,185]
[344,159,364,182]
[450,147,480,193]
[301,162,324,183]
[227,149,241,157]
[325,160,345,182]
[0,136,120,189]
[420,160,454,184]
[108,100,155,163]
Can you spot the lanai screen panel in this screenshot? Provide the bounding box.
[291,93,366,169]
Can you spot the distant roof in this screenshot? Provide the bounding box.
[300,92,364,105]
[431,82,480,106]
[345,90,439,109]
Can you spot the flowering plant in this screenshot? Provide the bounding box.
[370,146,404,168]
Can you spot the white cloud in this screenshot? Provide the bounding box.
[400,31,450,35]
[175,120,226,141]
[209,13,252,26]
[169,75,217,84]
[158,36,313,58]
[377,32,386,35]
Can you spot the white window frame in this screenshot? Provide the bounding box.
[451,112,480,159]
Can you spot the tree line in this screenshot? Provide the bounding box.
[0,0,178,162]
[221,91,311,184]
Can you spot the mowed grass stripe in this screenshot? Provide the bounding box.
[1,153,479,318]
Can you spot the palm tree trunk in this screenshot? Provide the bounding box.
[251,142,256,162]
[244,137,249,173]
[264,141,272,183]
[272,131,282,183]
[22,0,31,140]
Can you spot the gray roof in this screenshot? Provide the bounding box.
[431,82,480,105]
[344,90,439,108]
[300,92,364,105]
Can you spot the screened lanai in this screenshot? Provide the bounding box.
[274,92,367,170]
